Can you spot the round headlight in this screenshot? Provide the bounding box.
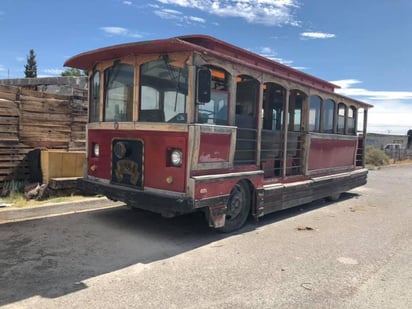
[114,142,127,159]
[171,149,183,167]
[93,143,100,157]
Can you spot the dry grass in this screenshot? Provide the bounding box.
[1,193,87,208]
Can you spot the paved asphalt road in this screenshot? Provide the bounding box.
[0,165,411,308]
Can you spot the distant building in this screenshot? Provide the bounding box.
[366,132,412,160]
[366,132,408,150]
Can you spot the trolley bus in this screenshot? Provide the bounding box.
[65,35,372,232]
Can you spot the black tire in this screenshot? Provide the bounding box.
[217,181,251,233]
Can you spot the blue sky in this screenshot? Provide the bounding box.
[0,0,411,134]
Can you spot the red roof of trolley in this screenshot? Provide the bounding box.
[64,34,372,107]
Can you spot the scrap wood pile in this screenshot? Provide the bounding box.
[0,84,87,194]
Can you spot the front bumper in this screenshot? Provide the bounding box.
[78,178,194,216]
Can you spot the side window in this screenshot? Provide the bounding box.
[235,75,259,129]
[198,90,228,125]
[337,103,346,134]
[289,90,305,132]
[347,106,357,135]
[323,99,335,133]
[263,82,284,131]
[89,71,100,122]
[308,95,321,132]
[197,67,229,125]
[164,91,187,123]
[104,63,134,122]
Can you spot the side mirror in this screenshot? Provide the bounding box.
[196,68,211,103]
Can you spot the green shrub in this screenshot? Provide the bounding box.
[365,146,390,167]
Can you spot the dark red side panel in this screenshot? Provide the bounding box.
[308,138,357,171]
[198,133,231,163]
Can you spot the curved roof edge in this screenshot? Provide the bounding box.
[177,34,340,92]
[63,35,372,106]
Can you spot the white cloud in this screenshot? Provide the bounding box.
[100,27,142,38]
[0,65,5,72]
[100,26,128,35]
[155,0,300,26]
[300,32,336,39]
[331,79,412,101]
[154,8,182,19]
[261,47,276,55]
[331,79,412,134]
[123,1,132,5]
[291,66,308,70]
[256,46,294,66]
[16,56,25,62]
[189,16,206,23]
[154,9,206,25]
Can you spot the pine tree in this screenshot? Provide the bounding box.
[24,49,37,78]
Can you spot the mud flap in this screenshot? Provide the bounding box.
[207,204,226,228]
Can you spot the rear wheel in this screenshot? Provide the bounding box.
[327,192,341,201]
[217,181,251,233]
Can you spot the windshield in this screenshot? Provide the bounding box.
[103,63,134,122]
[140,58,188,123]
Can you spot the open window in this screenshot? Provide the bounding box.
[263,83,284,131]
[234,75,259,165]
[289,90,306,132]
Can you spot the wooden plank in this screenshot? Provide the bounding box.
[0,107,19,117]
[0,154,26,161]
[20,88,70,100]
[20,104,71,114]
[0,125,18,133]
[0,161,25,168]
[0,92,18,101]
[48,177,80,189]
[0,150,28,157]
[20,131,72,139]
[20,97,71,106]
[0,134,19,142]
[21,111,72,122]
[21,122,72,130]
[0,97,18,108]
[0,110,19,117]
[0,116,19,125]
[0,84,19,95]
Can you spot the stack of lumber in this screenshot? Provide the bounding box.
[0,84,87,188]
[0,85,29,187]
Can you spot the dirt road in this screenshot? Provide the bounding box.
[1,165,411,308]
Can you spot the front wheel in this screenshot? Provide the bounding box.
[217,181,251,233]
